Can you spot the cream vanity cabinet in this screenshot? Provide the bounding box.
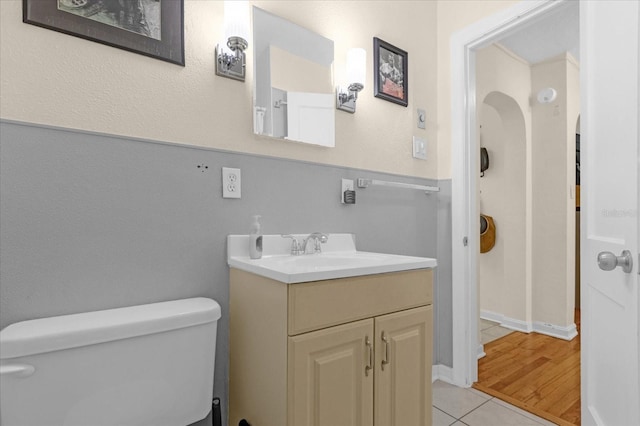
[229,267,433,426]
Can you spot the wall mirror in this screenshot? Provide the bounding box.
[252,7,335,147]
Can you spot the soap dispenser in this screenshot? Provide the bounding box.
[249,215,263,259]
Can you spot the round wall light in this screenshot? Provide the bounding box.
[537,87,558,104]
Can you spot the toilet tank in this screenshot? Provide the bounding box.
[0,297,221,426]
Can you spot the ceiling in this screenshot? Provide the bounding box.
[497,1,579,64]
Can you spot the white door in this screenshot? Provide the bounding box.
[581,1,639,425]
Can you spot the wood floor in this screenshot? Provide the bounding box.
[474,311,581,426]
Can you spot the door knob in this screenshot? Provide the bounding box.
[597,250,633,273]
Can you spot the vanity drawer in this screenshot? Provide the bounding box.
[287,269,433,335]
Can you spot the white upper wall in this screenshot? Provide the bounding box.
[1,1,522,180]
[436,0,519,179]
[477,44,532,324]
[0,0,444,179]
[531,53,580,327]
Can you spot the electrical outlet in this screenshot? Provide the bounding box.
[222,167,241,199]
[341,178,355,204]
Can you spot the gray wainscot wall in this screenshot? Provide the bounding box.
[0,120,453,423]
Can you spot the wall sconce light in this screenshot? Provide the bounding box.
[215,1,249,81]
[337,48,366,113]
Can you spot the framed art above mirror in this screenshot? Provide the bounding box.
[252,7,335,147]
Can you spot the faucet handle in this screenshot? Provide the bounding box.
[281,234,301,255]
[313,233,329,253]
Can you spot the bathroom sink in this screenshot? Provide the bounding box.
[270,252,384,269]
[227,234,437,283]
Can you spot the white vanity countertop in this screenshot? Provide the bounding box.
[227,234,437,284]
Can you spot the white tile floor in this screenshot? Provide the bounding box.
[480,318,514,345]
[432,380,557,426]
[433,320,556,425]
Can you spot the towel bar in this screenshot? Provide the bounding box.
[356,178,440,194]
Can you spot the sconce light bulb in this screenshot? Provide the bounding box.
[216,0,248,81]
[337,47,366,113]
[346,48,366,88]
[224,0,250,48]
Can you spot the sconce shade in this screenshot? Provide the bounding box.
[337,47,366,113]
[216,0,249,81]
[224,0,249,49]
[346,48,366,88]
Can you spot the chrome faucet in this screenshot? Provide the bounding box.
[281,233,329,255]
[301,232,329,254]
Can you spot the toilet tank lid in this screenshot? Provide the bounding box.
[0,297,221,359]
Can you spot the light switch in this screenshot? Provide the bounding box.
[413,136,427,160]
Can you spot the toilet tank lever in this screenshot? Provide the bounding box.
[0,363,35,378]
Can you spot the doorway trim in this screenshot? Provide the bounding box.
[450,0,569,387]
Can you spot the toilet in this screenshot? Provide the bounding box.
[0,297,221,426]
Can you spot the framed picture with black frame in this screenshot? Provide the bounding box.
[23,0,185,66]
[373,37,408,106]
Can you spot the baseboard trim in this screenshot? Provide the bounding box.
[432,364,455,384]
[533,321,578,341]
[478,344,486,359]
[481,310,578,341]
[481,310,532,333]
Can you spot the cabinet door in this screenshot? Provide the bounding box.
[288,318,374,426]
[375,306,433,426]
